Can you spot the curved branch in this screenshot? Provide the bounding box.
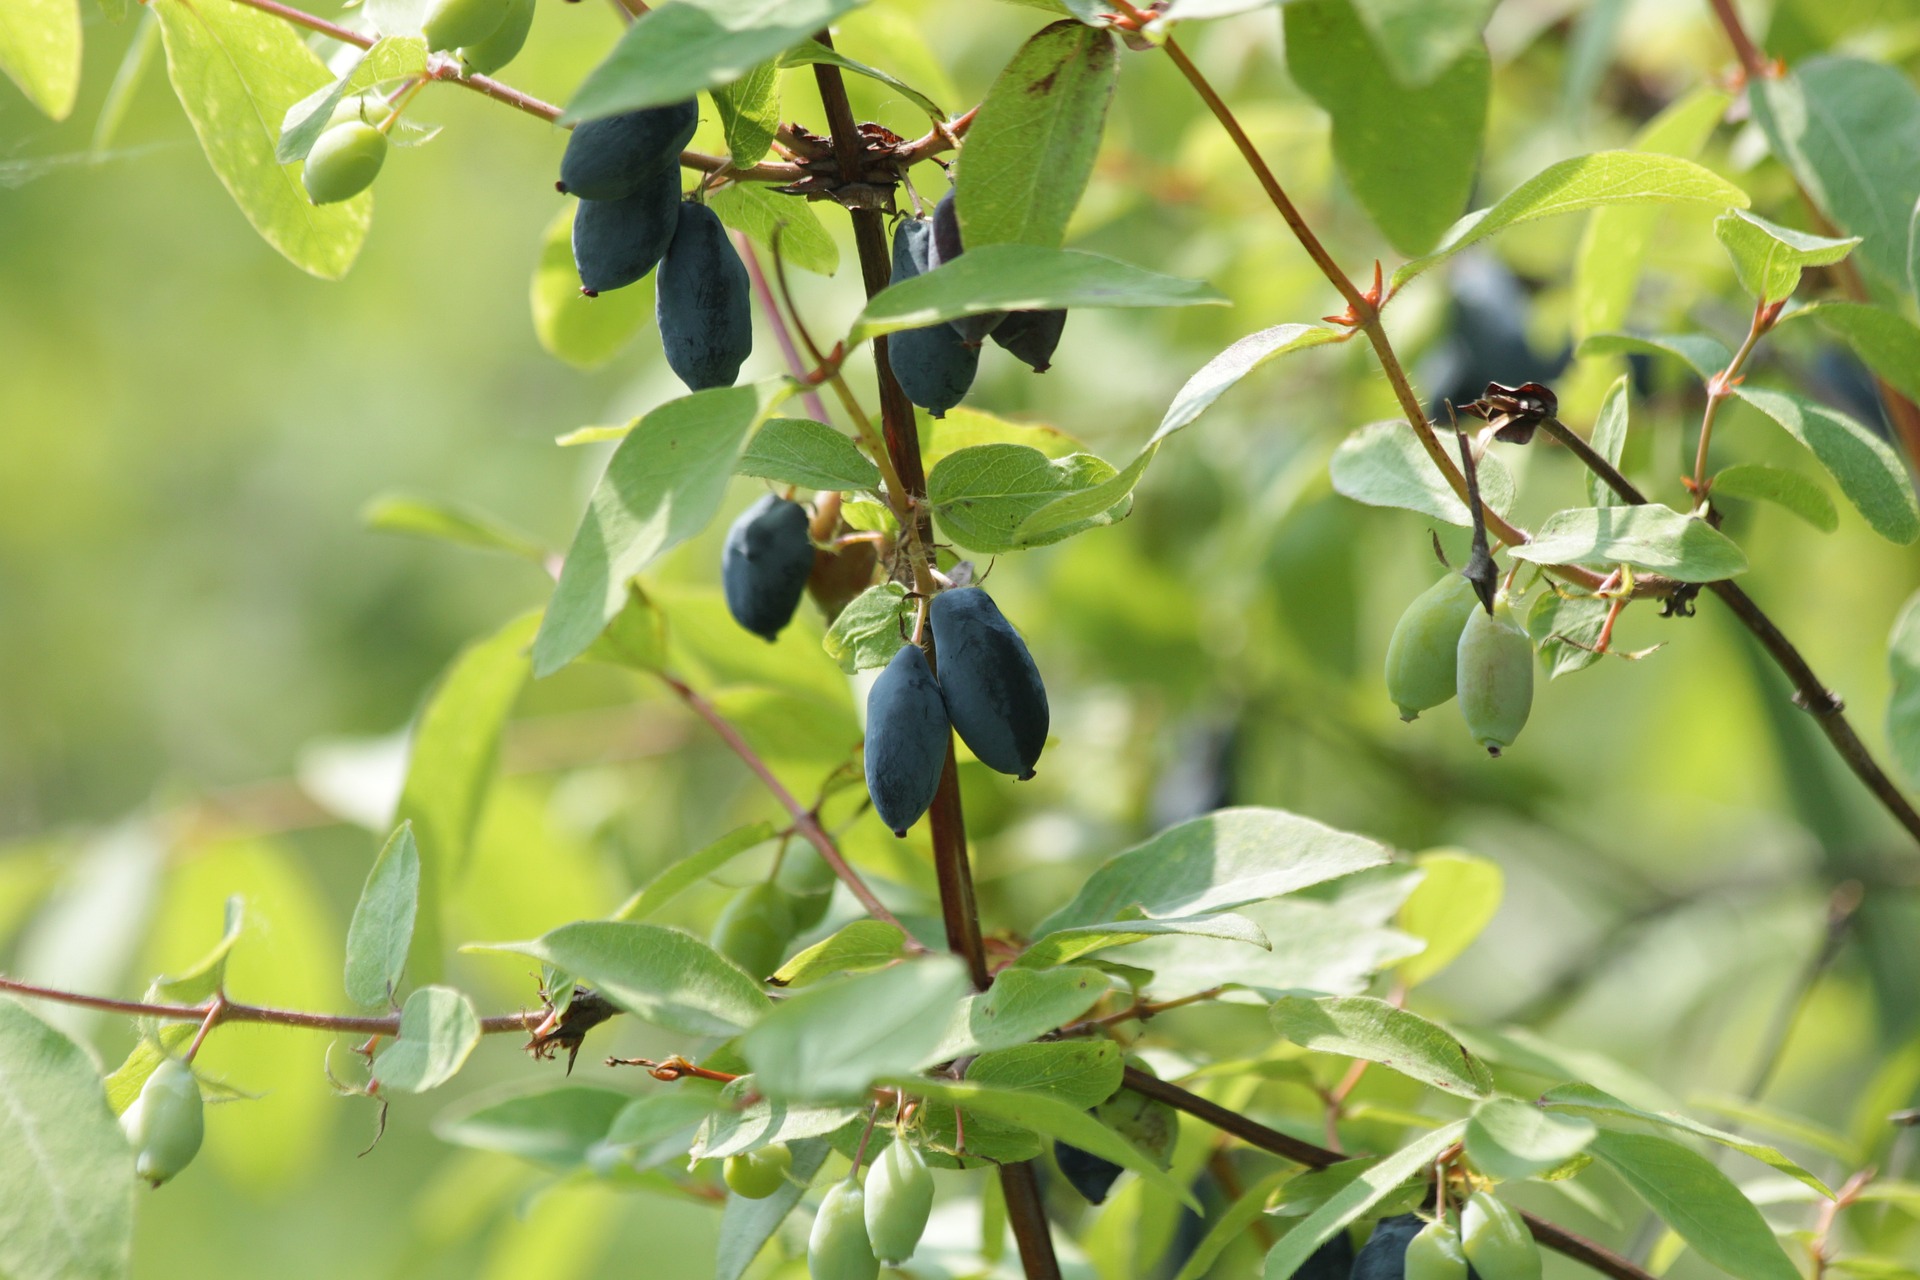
[0,974,532,1036]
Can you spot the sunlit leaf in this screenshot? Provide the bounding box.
[344,823,420,1008]
[371,985,480,1092]
[1270,995,1492,1096]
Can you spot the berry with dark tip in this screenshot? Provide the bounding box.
[929,587,1048,780]
[721,495,816,641]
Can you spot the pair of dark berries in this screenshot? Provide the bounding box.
[888,191,1067,417]
[561,101,753,392]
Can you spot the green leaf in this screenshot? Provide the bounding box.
[371,985,481,1093]
[361,493,550,563]
[692,1085,857,1159]
[923,405,1085,467]
[1507,505,1748,582]
[564,0,866,121]
[1395,848,1502,987]
[1285,0,1488,255]
[148,895,244,1005]
[708,183,838,276]
[1036,807,1391,935]
[1750,56,1920,290]
[1710,463,1838,533]
[1018,913,1270,970]
[434,1082,633,1168]
[1261,1123,1468,1279]
[398,610,539,984]
[0,1000,133,1280]
[598,1091,722,1170]
[1787,300,1920,408]
[1347,0,1495,87]
[344,822,420,1007]
[1587,374,1631,508]
[740,956,972,1099]
[898,1076,1202,1211]
[531,204,653,369]
[1466,1098,1596,1180]
[1684,1093,1857,1165]
[475,920,771,1037]
[535,382,791,676]
[928,444,1132,553]
[1329,420,1516,527]
[151,0,370,279]
[0,0,81,120]
[736,418,880,491]
[1579,331,1730,382]
[1270,995,1492,1097]
[1714,209,1859,304]
[1587,1129,1804,1280]
[715,1137,833,1280]
[581,580,671,672]
[1541,1082,1833,1196]
[709,61,779,166]
[849,245,1227,343]
[1734,386,1920,544]
[1393,152,1748,289]
[927,966,1110,1061]
[770,921,906,988]
[1159,324,1345,439]
[1173,1168,1293,1280]
[1888,591,1920,791]
[1574,87,1732,341]
[919,1042,1124,1163]
[610,822,777,921]
[822,584,909,673]
[1527,592,1609,679]
[955,20,1116,249]
[778,39,944,123]
[275,35,428,164]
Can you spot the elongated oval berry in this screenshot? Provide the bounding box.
[775,845,836,930]
[864,645,950,837]
[991,309,1067,372]
[710,881,796,980]
[421,0,507,53]
[1406,1217,1470,1280]
[303,122,387,206]
[1300,1230,1357,1280]
[559,100,699,200]
[1385,573,1479,721]
[929,587,1048,780]
[122,1057,204,1187]
[809,1180,880,1280]
[927,190,1004,346]
[1456,595,1534,756]
[885,218,978,418]
[864,1138,934,1264]
[722,494,816,641]
[572,166,681,295]
[657,202,754,391]
[457,0,533,75]
[1354,1214,1424,1280]
[1054,1140,1124,1204]
[724,1144,792,1199]
[1462,1193,1541,1280]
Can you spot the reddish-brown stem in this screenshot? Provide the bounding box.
[1121,1069,1656,1280]
[0,974,532,1036]
[1054,986,1226,1036]
[1707,0,1771,80]
[182,994,227,1063]
[657,672,923,944]
[734,234,832,424]
[1694,300,1774,498]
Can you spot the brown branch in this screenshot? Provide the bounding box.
[1120,1069,1656,1280]
[656,672,923,944]
[1539,414,1920,846]
[0,974,533,1036]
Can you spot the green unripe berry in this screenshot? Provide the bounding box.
[864,1138,934,1264]
[710,881,797,980]
[302,122,387,206]
[456,0,533,75]
[1456,595,1534,756]
[809,1180,879,1280]
[1385,573,1479,721]
[775,846,836,931]
[1462,1192,1542,1280]
[723,1144,792,1199]
[327,93,392,130]
[420,0,507,53]
[121,1057,204,1187]
[1405,1217,1470,1280]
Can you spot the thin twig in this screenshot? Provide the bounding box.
[0,974,532,1036]
[734,235,832,425]
[1120,1068,1658,1280]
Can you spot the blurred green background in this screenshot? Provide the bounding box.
[4,0,1919,1276]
